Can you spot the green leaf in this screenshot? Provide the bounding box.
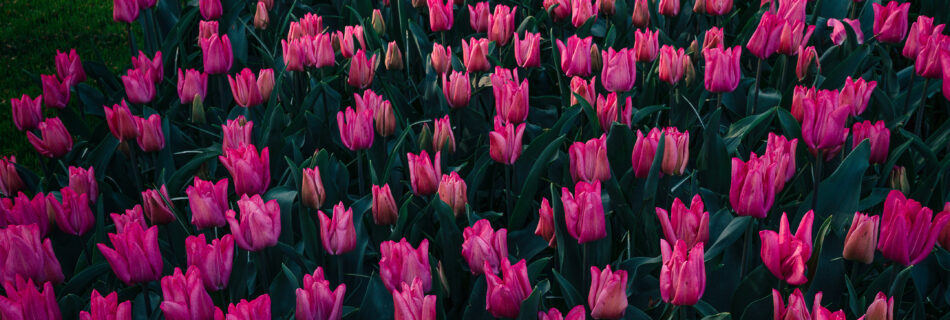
[510,135,565,229]
[516,280,550,320]
[706,216,751,261]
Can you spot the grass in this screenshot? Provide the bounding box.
[0,0,132,170]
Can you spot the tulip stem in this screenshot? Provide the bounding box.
[915,78,930,137]
[778,56,788,96]
[127,142,145,193]
[812,150,823,210]
[752,58,762,116]
[582,243,589,293]
[126,24,137,58]
[141,283,152,317]
[357,150,366,195]
[505,165,512,216]
[668,85,676,126]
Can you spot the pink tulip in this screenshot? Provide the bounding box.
[730,153,778,218]
[746,12,783,59]
[600,47,637,92]
[596,93,632,132]
[432,115,455,152]
[944,51,950,102]
[659,46,687,86]
[110,205,147,234]
[311,33,336,68]
[760,210,814,285]
[427,0,453,32]
[296,267,346,320]
[142,185,175,224]
[0,156,24,197]
[160,267,221,320]
[462,38,491,73]
[763,133,798,191]
[407,150,441,196]
[485,259,532,318]
[443,71,472,109]
[319,202,356,255]
[336,25,367,59]
[631,0,649,28]
[4,192,50,236]
[914,35,948,78]
[772,289,810,320]
[113,0,139,23]
[347,49,377,89]
[840,77,877,117]
[431,43,452,74]
[570,76,596,107]
[872,1,911,43]
[136,114,165,152]
[487,5,516,45]
[104,100,139,141]
[200,0,222,20]
[257,69,274,102]
[28,117,73,158]
[661,127,690,176]
[294,13,323,37]
[219,144,270,196]
[186,177,229,229]
[571,0,597,27]
[301,167,326,210]
[569,134,610,183]
[438,172,467,215]
[372,184,399,225]
[462,219,507,275]
[199,20,218,40]
[802,89,850,161]
[221,116,254,151]
[122,68,155,104]
[703,46,742,93]
[777,20,814,56]
[185,234,234,291]
[132,51,163,84]
[659,0,680,16]
[557,35,593,77]
[878,190,950,265]
[634,29,659,62]
[863,292,894,320]
[791,85,815,121]
[657,195,709,248]
[200,34,233,74]
[0,277,61,320]
[379,238,432,292]
[392,278,436,320]
[489,116,526,165]
[514,32,541,68]
[385,41,404,71]
[491,67,530,124]
[47,187,93,236]
[795,46,819,82]
[562,180,606,244]
[227,194,281,251]
[80,290,131,320]
[631,128,661,178]
[177,69,208,104]
[597,0,615,15]
[226,295,271,320]
[536,198,556,247]
[659,240,705,306]
[588,264,628,319]
[903,16,944,60]
[705,0,732,16]
[10,94,42,131]
[468,2,490,32]
[281,38,310,72]
[703,27,725,51]
[0,224,64,285]
[227,68,264,107]
[852,120,890,164]
[539,306,586,320]
[253,1,269,29]
[543,0,572,21]
[55,49,86,87]
[98,223,162,285]
[828,18,864,46]
[337,106,375,151]
[41,74,70,109]
[843,212,879,264]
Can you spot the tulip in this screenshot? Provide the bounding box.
[863,292,894,320]
[98,223,162,285]
[791,85,815,121]
[177,69,208,104]
[828,18,864,46]
[662,127,690,176]
[185,234,234,291]
[839,77,877,118]
[113,0,139,23]
[199,20,218,40]
[336,25,367,59]
[705,0,732,15]
[0,156,24,197]
[703,27,724,51]
[142,185,176,224]
[227,194,281,251]
[0,277,61,320]
[293,12,322,36]
[872,1,910,43]
[562,180,606,244]
[186,177,229,229]
[915,35,948,78]
[631,0,649,28]
[703,46,742,93]
[489,117,526,165]
[569,134,610,183]
[199,0,222,20]
[160,267,221,320]
[596,93,632,132]
[462,38,491,73]
[634,29,659,62]
[443,71,472,109]
[385,41,403,71]
[281,38,309,72]
[485,259,531,318]
[852,120,890,164]
[407,150,441,196]
[227,295,271,320]
[588,265,628,319]
[426,0,453,32]
[465,2,489,33]
[41,74,70,109]
[436,171,466,215]
[631,128,661,178]
[570,76,596,107]
[253,1,268,30]
[432,115,455,153]
[318,202,356,256]
[730,154,778,218]
[657,195,709,248]
[222,116,254,151]
[659,46,687,85]
[571,0,597,28]
[0,224,64,285]
[136,114,165,152]
[347,49,377,89]
[104,101,139,142]
[600,47,637,92]
[47,187,93,236]
[903,16,944,60]
[132,51,163,85]
[772,289,810,320]
[379,238,431,292]
[557,35,593,77]
[594,0,613,15]
[28,117,73,158]
[492,68,530,124]
[110,205,147,234]
[746,12,782,60]
[777,21,814,56]
[80,290,131,320]
[659,240,705,306]
[462,219,507,275]
[258,69,274,102]
[227,68,264,107]
[944,51,950,102]
[391,278,436,320]
[795,46,819,82]
[888,166,910,195]
[200,34,233,74]
[5,192,50,236]
[539,306,586,320]
[659,0,680,16]
[760,210,814,285]
[511,33,540,69]
[802,89,850,161]
[297,167,326,211]
[763,133,798,191]
[840,212,880,264]
[372,184,398,225]
[337,106,374,151]
[10,94,42,132]
[878,190,950,265]
[430,43,452,75]
[219,144,270,196]
[543,0,571,21]
[373,98,396,137]
[487,5,516,45]
[311,33,336,68]
[122,68,156,104]
[296,267,346,320]
[55,49,86,87]
[536,198,556,247]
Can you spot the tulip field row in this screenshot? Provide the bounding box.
[3,0,950,319]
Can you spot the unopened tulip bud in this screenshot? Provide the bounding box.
[254,1,269,30]
[888,166,909,194]
[438,172,467,216]
[632,0,650,28]
[319,202,356,255]
[386,41,403,71]
[301,167,326,209]
[864,292,894,320]
[589,265,628,318]
[28,118,73,158]
[372,184,398,225]
[843,212,879,264]
[372,9,386,34]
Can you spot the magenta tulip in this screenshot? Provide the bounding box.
[379,238,431,292]
[562,180,606,244]
[160,267,222,320]
[556,35,593,77]
[319,202,356,255]
[0,277,61,320]
[657,195,709,248]
[485,259,532,318]
[186,177,229,229]
[337,106,374,151]
[878,190,950,265]
[760,210,814,285]
[200,34,233,74]
[489,116,526,165]
[185,234,234,291]
[659,239,705,306]
[98,223,162,285]
[219,144,270,196]
[80,290,131,320]
[588,264,628,319]
[226,194,281,251]
[47,187,93,236]
[0,224,64,285]
[407,150,441,196]
[296,267,346,320]
[462,219,508,275]
[872,1,911,43]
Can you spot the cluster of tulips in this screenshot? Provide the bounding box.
[4,0,950,319]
